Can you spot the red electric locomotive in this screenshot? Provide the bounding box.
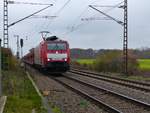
[23,36,70,72]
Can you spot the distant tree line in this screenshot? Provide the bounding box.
[70,48,150,59]
[71,48,139,74]
[70,48,95,59]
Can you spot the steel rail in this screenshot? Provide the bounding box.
[62,74,150,110]
[26,65,150,112]
[70,68,150,92]
[71,68,150,86]
[51,76,122,113]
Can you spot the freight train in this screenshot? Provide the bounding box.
[23,36,70,72]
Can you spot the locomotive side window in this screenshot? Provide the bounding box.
[47,43,66,50]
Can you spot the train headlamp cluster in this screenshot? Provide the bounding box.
[47,58,67,61]
[47,58,51,61]
[64,58,67,61]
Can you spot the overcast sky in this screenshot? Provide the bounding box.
[0,0,150,55]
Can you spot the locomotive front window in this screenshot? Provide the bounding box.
[47,43,66,50]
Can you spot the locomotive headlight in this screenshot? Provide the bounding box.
[47,58,51,61]
[64,58,67,61]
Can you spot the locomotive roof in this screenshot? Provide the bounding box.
[45,36,66,42]
[46,36,59,41]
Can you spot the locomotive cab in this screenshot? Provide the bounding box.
[44,36,70,72]
[23,36,70,73]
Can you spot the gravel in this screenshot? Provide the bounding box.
[66,72,150,104]
[57,76,150,113]
[27,66,108,113]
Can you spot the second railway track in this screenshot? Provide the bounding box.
[51,74,150,113]
[70,68,150,92]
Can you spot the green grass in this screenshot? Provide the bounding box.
[76,59,95,65]
[2,67,47,113]
[52,106,63,113]
[124,75,150,81]
[138,59,150,70]
[79,100,89,108]
[76,59,150,71]
[74,58,150,81]
[49,102,64,113]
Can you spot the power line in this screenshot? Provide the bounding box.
[29,15,57,19]
[55,0,71,15]
[47,0,100,36]
[92,5,119,7]
[89,5,124,26]
[8,5,53,27]
[64,0,97,33]
[92,1,124,8]
[63,22,89,36]
[24,0,59,40]
[81,2,124,22]
[71,6,89,28]
[88,1,128,74]
[3,0,53,48]
[26,0,71,38]
[64,0,128,74]
[64,1,124,36]
[36,0,59,30]
[63,5,92,36]
[8,1,52,5]
[45,0,72,29]
[88,2,124,25]
[81,17,110,21]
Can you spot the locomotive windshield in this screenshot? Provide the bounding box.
[47,43,66,50]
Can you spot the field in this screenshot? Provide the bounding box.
[74,59,150,81]
[75,59,150,71]
[138,59,150,70]
[76,59,95,65]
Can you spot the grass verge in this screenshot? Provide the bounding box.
[49,102,64,113]
[2,67,47,113]
[120,75,150,81]
[76,59,150,71]
[74,59,150,81]
[76,59,95,65]
[138,59,150,71]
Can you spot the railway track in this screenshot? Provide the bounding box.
[52,74,150,113]
[70,68,150,92]
[27,65,150,113]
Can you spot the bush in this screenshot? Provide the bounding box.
[93,51,139,74]
[2,48,18,70]
[127,51,139,74]
[71,60,81,66]
[9,55,18,70]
